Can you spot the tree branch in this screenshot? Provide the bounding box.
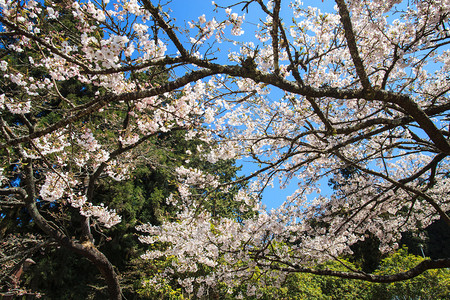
[335,0,371,89]
[263,257,450,283]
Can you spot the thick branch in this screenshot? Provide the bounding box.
[0,16,91,72]
[264,257,450,283]
[141,0,189,58]
[381,91,450,153]
[399,153,447,184]
[335,152,450,225]
[21,158,122,300]
[335,0,371,89]
[0,68,218,149]
[0,187,27,198]
[271,0,281,74]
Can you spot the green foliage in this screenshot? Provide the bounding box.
[24,248,107,300]
[312,259,366,300]
[86,128,249,298]
[349,234,382,273]
[369,248,450,300]
[401,217,450,260]
[137,278,185,300]
[294,248,449,300]
[0,3,246,298]
[256,273,328,300]
[198,248,450,300]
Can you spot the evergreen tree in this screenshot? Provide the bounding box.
[0,2,249,298]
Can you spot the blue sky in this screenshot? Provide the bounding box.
[164,0,337,209]
[163,0,338,209]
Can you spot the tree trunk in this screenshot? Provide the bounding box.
[23,159,122,300]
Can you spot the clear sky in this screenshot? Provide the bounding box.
[165,0,337,209]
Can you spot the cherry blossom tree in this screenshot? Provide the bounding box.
[1,0,450,298]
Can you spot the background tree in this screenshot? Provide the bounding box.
[0,0,205,298]
[0,2,249,298]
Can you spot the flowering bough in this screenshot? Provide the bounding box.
[0,0,213,298]
[1,0,450,298]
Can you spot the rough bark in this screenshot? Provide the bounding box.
[22,158,122,300]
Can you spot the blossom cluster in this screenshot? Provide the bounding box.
[1,0,449,294]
